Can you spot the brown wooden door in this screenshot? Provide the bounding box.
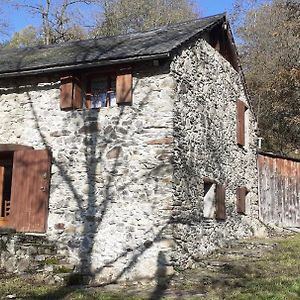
[0,166,4,218]
[9,149,51,232]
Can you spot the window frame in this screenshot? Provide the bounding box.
[59,67,133,111]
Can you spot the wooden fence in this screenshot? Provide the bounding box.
[258,153,300,228]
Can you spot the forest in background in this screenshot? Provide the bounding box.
[0,0,299,157]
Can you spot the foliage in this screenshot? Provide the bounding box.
[5,0,93,45]
[2,0,199,46]
[235,0,300,155]
[91,0,200,37]
[3,25,42,48]
[0,7,9,38]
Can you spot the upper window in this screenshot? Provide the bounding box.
[89,76,117,109]
[59,70,133,110]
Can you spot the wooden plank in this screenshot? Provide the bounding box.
[0,144,33,152]
[0,166,4,218]
[72,77,83,109]
[276,158,284,225]
[236,100,245,146]
[9,149,51,233]
[215,184,226,220]
[296,160,300,225]
[259,154,300,228]
[60,76,73,109]
[236,187,246,214]
[116,73,132,104]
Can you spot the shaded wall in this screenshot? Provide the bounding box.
[170,39,264,269]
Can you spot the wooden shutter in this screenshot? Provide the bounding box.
[215,184,226,220]
[60,76,82,109]
[0,166,4,218]
[116,72,132,104]
[237,100,246,146]
[72,77,83,109]
[9,149,51,233]
[237,187,248,214]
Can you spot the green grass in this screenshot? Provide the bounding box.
[205,234,300,300]
[2,234,300,299]
[0,276,141,300]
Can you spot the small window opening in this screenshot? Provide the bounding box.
[203,181,216,219]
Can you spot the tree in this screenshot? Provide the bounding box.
[92,0,200,37]
[4,25,42,48]
[236,0,300,155]
[6,0,95,45]
[0,7,9,38]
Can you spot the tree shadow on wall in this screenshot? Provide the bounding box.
[24,66,174,299]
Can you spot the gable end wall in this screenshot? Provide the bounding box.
[170,38,265,268]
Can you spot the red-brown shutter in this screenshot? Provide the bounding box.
[237,187,248,214]
[60,76,82,109]
[116,72,132,104]
[237,100,246,146]
[72,77,83,109]
[60,76,73,109]
[9,149,51,233]
[0,166,4,218]
[216,184,226,220]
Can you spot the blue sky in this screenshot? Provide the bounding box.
[199,0,235,16]
[2,0,236,40]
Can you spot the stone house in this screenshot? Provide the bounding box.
[0,13,264,283]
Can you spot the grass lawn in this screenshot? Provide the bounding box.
[1,233,300,299]
[204,233,300,300]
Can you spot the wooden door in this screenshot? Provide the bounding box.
[9,149,51,232]
[0,166,4,218]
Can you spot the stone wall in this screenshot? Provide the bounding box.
[170,39,265,269]
[0,39,266,282]
[0,64,176,282]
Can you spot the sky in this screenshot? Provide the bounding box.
[199,0,235,15]
[2,0,236,40]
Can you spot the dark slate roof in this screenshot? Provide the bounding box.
[0,13,226,77]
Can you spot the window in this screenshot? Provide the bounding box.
[236,99,248,147]
[87,75,117,109]
[0,145,51,233]
[203,178,226,220]
[203,179,216,219]
[60,71,133,110]
[236,186,249,215]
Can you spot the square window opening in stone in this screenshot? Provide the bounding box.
[203,181,216,219]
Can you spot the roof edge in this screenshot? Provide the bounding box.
[0,52,170,79]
